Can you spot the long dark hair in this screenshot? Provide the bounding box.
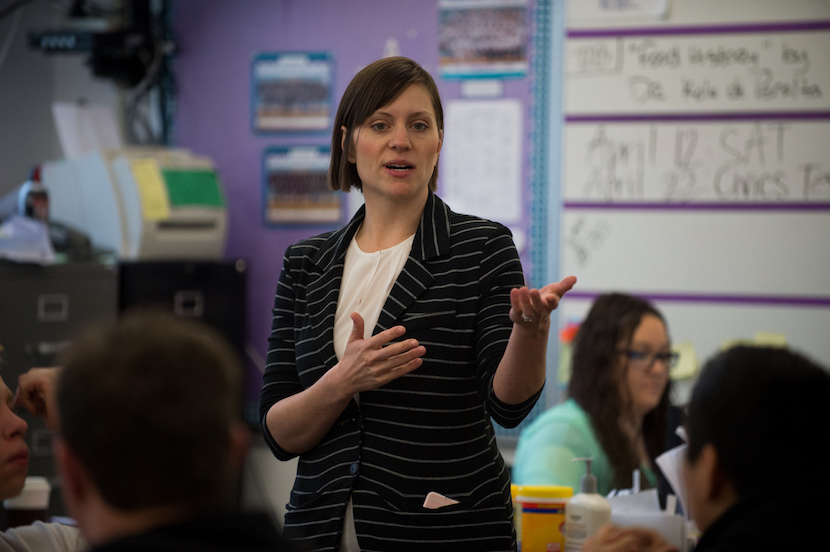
[567,293,672,490]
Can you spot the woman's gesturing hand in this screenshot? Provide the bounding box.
[510,275,577,328]
[333,312,426,395]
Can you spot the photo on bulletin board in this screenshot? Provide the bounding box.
[251,52,334,132]
[438,0,529,79]
[262,145,340,225]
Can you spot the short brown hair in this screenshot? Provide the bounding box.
[329,57,444,193]
[56,309,243,512]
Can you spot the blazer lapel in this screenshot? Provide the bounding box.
[375,193,452,333]
[305,207,365,368]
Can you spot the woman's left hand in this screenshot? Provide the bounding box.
[494,275,578,403]
[509,275,577,328]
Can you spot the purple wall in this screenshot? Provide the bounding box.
[172,0,535,401]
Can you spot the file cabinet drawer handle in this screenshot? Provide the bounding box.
[174,290,204,318]
[37,294,69,322]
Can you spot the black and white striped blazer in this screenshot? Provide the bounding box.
[260,192,541,552]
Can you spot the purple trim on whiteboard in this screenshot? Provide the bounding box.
[567,21,830,38]
[566,291,830,307]
[565,112,830,123]
[563,202,830,211]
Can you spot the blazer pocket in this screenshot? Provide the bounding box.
[400,309,457,333]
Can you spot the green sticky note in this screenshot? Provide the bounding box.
[162,169,225,207]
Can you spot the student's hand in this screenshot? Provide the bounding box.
[582,524,678,552]
[14,367,62,432]
[509,275,577,328]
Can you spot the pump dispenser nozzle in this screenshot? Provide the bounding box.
[564,457,612,552]
[571,457,598,494]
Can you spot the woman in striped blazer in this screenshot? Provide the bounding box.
[260,56,576,552]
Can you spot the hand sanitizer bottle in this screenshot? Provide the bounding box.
[564,457,612,552]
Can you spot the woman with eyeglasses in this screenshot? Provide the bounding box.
[513,293,677,496]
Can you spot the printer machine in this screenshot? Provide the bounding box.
[41,147,227,260]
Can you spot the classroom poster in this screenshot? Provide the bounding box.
[251,52,334,132]
[438,0,529,78]
[262,146,340,224]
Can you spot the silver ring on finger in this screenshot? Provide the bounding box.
[521,314,534,323]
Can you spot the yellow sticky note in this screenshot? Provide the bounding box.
[670,341,698,380]
[130,158,171,221]
[721,338,754,351]
[754,333,788,347]
[557,343,573,386]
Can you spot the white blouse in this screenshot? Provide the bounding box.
[333,233,415,362]
[334,231,414,552]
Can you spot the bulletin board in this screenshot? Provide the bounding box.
[558,2,830,402]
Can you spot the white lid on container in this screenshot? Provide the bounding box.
[3,476,51,509]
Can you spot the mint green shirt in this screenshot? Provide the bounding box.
[512,399,656,496]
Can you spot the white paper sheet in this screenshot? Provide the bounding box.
[569,0,670,20]
[440,99,523,223]
[52,102,123,158]
[656,443,690,520]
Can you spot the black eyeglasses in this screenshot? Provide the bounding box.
[619,350,679,370]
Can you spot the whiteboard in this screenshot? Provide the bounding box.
[565,27,830,114]
[561,210,830,296]
[563,120,830,203]
[559,3,830,381]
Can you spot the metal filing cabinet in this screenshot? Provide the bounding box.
[117,260,247,364]
[118,259,250,428]
[0,261,118,519]
[117,259,249,505]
